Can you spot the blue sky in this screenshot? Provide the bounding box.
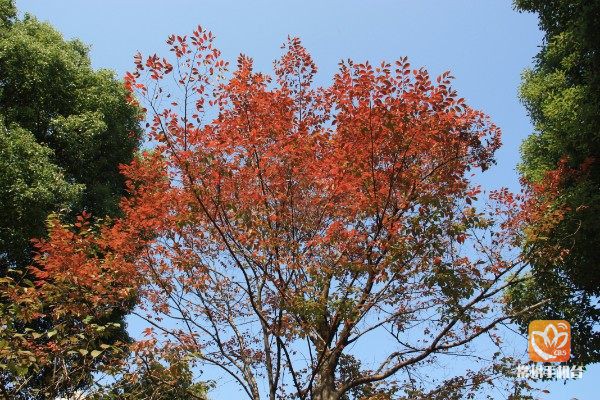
[14,0,598,398]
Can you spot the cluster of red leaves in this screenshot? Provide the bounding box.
[0,151,173,380]
[490,156,575,248]
[121,27,502,265]
[25,151,171,320]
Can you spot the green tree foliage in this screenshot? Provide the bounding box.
[0,0,15,30]
[337,354,398,400]
[0,122,83,267]
[0,0,141,284]
[510,0,600,365]
[0,2,141,226]
[0,0,141,396]
[94,352,210,400]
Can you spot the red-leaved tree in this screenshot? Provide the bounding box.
[22,28,564,400]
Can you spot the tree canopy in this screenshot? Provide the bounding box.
[13,27,561,400]
[0,1,141,397]
[0,122,82,268]
[509,0,600,366]
[0,0,141,269]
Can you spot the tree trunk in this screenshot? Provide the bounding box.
[313,364,338,400]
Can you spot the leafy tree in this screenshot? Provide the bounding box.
[0,0,141,397]
[0,0,15,30]
[0,0,141,269]
[24,28,559,399]
[509,0,600,366]
[93,347,211,400]
[0,153,184,399]
[0,121,83,268]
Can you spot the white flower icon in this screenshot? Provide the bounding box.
[530,322,569,361]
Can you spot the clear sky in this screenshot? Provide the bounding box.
[14,0,598,398]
